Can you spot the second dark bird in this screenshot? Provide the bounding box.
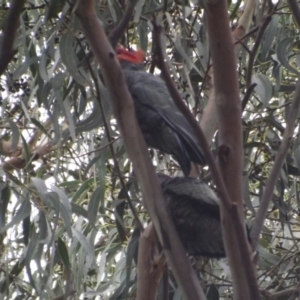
[158,174,225,258]
[116,47,206,176]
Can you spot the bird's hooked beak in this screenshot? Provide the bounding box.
[116,47,145,64]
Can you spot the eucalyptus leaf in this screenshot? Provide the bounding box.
[72,227,95,267]
[60,34,87,86]
[260,15,279,61]
[0,196,31,234]
[88,186,105,225]
[252,74,273,108]
[277,38,299,75]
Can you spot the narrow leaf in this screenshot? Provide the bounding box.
[7,119,19,151]
[252,74,273,108]
[88,186,105,225]
[277,38,299,75]
[0,197,31,234]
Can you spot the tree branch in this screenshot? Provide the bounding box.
[200,0,257,146]
[136,223,164,300]
[153,16,260,298]
[108,0,139,48]
[205,0,260,298]
[152,21,231,208]
[0,0,25,76]
[75,1,206,299]
[250,79,300,250]
[268,285,300,299]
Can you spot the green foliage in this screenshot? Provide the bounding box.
[0,0,300,299]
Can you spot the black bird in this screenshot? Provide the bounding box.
[158,174,225,258]
[116,47,206,176]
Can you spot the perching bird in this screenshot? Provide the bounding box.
[116,47,206,176]
[158,174,225,258]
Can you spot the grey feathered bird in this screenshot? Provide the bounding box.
[158,174,225,258]
[116,47,206,176]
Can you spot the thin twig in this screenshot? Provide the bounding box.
[271,286,300,299]
[242,83,257,111]
[188,5,202,37]
[233,25,259,45]
[194,58,211,115]
[77,137,120,157]
[77,0,140,66]
[251,79,300,250]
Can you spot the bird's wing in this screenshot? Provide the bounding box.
[129,77,206,165]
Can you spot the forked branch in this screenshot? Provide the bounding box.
[75,1,206,299]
